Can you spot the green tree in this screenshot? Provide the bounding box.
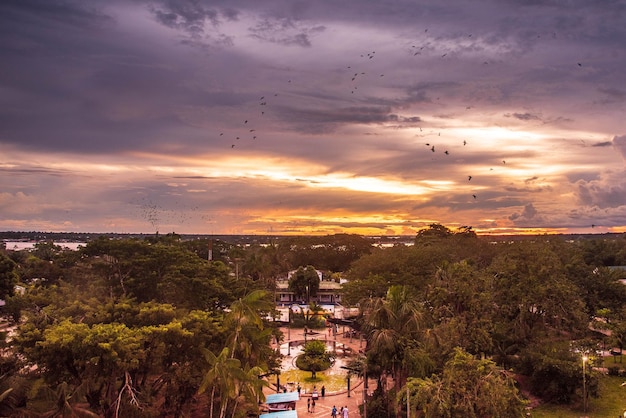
[422,261,495,362]
[199,347,244,418]
[277,234,373,272]
[224,290,274,363]
[295,340,334,379]
[288,266,320,303]
[518,341,598,404]
[405,347,527,417]
[0,253,18,300]
[362,285,423,391]
[488,241,587,349]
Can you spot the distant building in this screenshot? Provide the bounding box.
[275,269,342,306]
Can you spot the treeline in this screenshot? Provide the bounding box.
[0,228,625,416]
[344,225,626,416]
[0,236,283,417]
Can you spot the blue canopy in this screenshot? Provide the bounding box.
[265,392,300,404]
[260,410,298,418]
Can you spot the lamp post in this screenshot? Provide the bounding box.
[582,355,588,413]
[287,307,291,356]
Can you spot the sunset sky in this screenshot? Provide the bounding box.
[2,0,626,236]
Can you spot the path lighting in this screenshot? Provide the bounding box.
[582,355,588,413]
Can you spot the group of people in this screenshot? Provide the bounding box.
[331,405,349,417]
[307,399,348,416]
[304,384,349,416]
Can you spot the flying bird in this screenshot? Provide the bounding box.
[468,176,472,181]
[444,150,449,155]
[472,194,477,199]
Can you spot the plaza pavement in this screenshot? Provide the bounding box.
[264,326,371,417]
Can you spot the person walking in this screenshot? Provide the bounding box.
[342,405,349,417]
[321,385,325,398]
[297,383,301,395]
[307,398,310,412]
[311,398,316,412]
[331,405,337,417]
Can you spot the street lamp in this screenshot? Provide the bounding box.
[582,355,588,413]
[287,307,291,356]
[306,284,310,304]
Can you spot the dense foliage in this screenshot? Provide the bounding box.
[1,235,280,417]
[0,228,624,417]
[346,226,626,416]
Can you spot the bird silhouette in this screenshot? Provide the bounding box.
[472,194,477,199]
[468,176,472,181]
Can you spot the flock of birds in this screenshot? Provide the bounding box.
[134,28,596,232]
[214,35,535,205]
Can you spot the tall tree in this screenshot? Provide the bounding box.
[0,253,17,300]
[198,347,244,418]
[288,266,320,303]
[405,347,527,417]
[224,290,273,361]
[362,285,423,390]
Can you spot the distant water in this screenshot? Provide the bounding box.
[3,241,86,251]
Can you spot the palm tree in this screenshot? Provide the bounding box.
[362,285,423,391]
[199,347,244,418]
[228,365,269,418]
[37,381,100,418]
[224,290,273,359]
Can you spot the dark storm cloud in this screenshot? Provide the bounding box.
[276,105,420,133]
[248,17,325,47]
[2,0,626,234]
[508,112,541,121]
[576,172,626,208]
[508,203,541,225]
[151,0,221,33]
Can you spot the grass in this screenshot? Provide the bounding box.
[279,368,351,393]
[530,375,625,418]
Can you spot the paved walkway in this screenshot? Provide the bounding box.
[264,326,370,417]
